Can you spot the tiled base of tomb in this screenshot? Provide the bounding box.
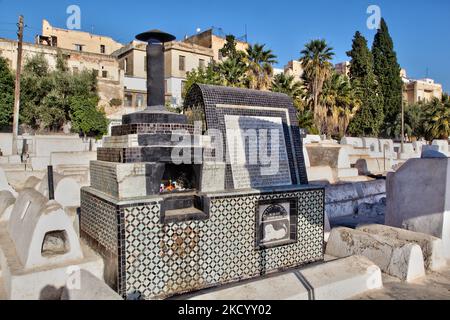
[81,185,324,299]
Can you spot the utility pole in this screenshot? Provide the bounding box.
[12,15,24,155]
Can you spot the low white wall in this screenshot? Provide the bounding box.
[325,180,386,219]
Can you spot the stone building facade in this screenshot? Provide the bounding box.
[183,29,249,62]
[36,19,123,55]
[0,38,124,115]
[114,40,214,108]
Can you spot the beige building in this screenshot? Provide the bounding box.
[184,29,248,62]
[401,69,443,104]
[0,37,124,115]
[164,41,214,105]
[334,61,350,77]
[114,39,214,107]
[36,19,123,55]
[403,78,443,104]
[114,40,148,108]
[284,60,304,82]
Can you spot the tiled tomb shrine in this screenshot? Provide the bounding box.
[80,29,324,300]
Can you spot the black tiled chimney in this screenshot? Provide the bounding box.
[122,29,186,125]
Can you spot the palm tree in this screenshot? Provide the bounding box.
[300,40,335,132]
[245,44,277,90]
[271,73,304,100]
[217,57,248,88]
[424,98,450,140]
[319,73,360,138]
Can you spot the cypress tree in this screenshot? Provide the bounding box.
[372,18,403,137]
[0,57,14,128]
[347,31,384,137]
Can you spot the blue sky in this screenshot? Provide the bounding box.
[1,0,449,92]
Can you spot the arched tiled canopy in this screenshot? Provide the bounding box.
[184,84,309,185]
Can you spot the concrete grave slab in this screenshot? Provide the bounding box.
[8,189,83,270]
[356,224,446,271]
[326,227,426,282]
[432,140,449,155]
[37,171,81,208]
[362,137,380,153]
[185,255,382,300]
[341,137,364,148]
[0,225,103,300]
[0,191,15,222]
[61,270,122,300]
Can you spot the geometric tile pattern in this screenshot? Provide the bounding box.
[80,189,118,253]
[122,188,324,300]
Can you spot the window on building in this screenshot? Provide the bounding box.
[181,80,187,94]
[74,44,83,52]
[199,59,205,69]
[124,58,129,75]
[93,69,99,77]
[179,55,185,71]
[100,45,106,54]
[144,56,147,72]
[124,94,133,107]
[136,94,144,107]
[218,51,223,61]
[102,70,108,78]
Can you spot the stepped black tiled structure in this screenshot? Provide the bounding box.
[80,29,325,300]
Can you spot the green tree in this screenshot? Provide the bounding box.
[297,109,319,135]
[423,97,450,140]
[372,18,403,136]
[69,95,108,139]
[347,32,384,137]
[0,57,14,128]
[245,43,277,90]
[219,35,244,60]
[217,57,248,88]
[19,53,108,137]
[20,53,52,128]
[271,73,305,107]
[320,73,361,138]
[300,39,335,132]
[182,63,222,98]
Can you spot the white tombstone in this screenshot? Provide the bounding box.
[398,143,421,160]
[413,141,427,154]
[303,135,321,145]
[385,158,450,258]
[37,172,81,208]
[362,137,380,153]
[379,139,395,158]
[340,137,363,148]
[432,140,449,155]
[8,189,83,269]
[303,145,311,168]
